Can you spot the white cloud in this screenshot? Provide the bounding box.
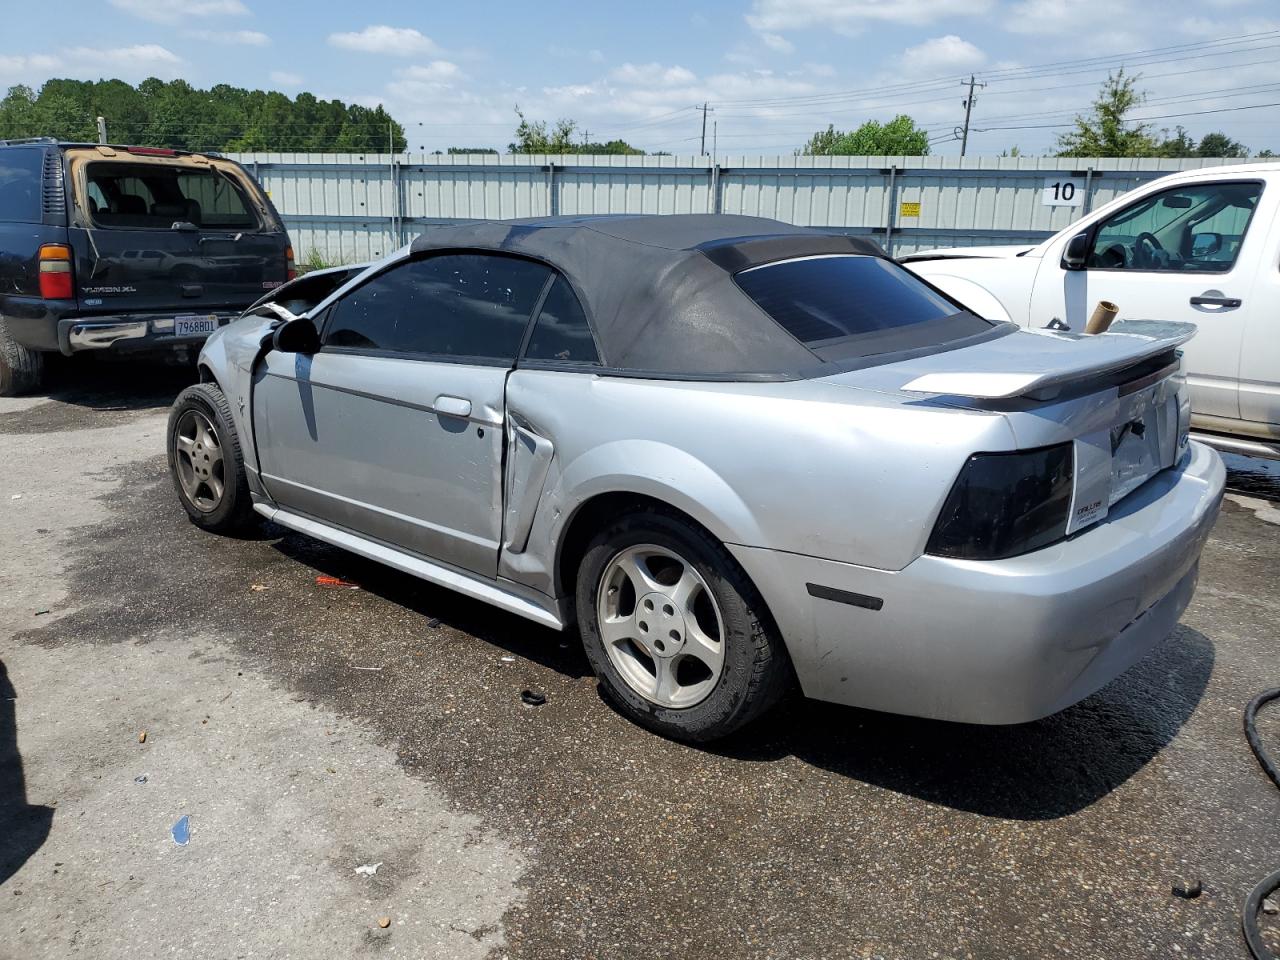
[1005,0,1134,35]
[108,0,247,24]
[270,71,303,87]
[185,29,270,46]
[398,61,463,82]
[760,33,796,54]
[747,0,993,35]
[609,62,698,87]
[899,35,985,75]
[328,25,439,57]
[0,53,61,76]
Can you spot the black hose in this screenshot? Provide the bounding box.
[1242,688,1280,959]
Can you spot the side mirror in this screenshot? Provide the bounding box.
[1191,232,1223,258]
[272,315,320,354]
[1062,232,1091,271]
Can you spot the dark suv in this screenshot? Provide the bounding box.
[0,139,293,395]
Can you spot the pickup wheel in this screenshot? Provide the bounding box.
[576,506,792,742]
[167,383,255,534]
[0,318,45,397]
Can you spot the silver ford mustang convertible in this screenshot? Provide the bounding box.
[168,215,1225,741]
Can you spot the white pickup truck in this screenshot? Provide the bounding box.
[904,162,1280,458]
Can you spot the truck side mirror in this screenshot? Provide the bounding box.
[272,316,320,355]
[1062,232,1090,271]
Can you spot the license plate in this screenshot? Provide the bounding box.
[174,315,218,337]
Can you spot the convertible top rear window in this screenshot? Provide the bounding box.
[735,254,994,360]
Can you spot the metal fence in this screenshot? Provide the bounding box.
[223,152,1254,263]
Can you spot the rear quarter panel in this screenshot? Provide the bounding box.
[502,369,1015,597]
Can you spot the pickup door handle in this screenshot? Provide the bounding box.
[1190,295,1242,308]
[434,395,472,418]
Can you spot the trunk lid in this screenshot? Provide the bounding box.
[826,320,1195,531]
[65,149,288,316]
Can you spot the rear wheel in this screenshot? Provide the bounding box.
[576,506,791,741]
[0,318,45,397]
[167,383,255,534]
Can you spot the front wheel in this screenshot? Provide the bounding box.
[576,506,792,742]
[167,383,255,534]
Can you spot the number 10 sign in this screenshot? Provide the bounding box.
[1042,178,1084,207]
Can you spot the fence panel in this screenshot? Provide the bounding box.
[225,152,1252,264]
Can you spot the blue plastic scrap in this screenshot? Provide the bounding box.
[171,815,191,846]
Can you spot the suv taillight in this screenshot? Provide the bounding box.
[285,245,296,282]
[38,244,74,300]
[926,443,1074,561]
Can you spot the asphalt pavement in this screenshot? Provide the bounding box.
[1,359,1278,960]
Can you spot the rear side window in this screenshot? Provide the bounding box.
[524,276,599,364]
[324,253,552,362]
[735,255,992,359]
[84,162,257,230]
[0,148,43,223]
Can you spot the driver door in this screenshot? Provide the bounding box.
[1036,179,1264,422]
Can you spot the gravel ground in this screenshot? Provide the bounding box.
[1,362,1279,960]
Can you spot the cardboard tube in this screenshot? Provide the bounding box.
[1085,300,1119,335]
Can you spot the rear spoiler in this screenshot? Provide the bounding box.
[900,320,1196,400]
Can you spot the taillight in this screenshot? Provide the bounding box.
[926,443,1074,561]
[285,245,296,282]
[38,244,74,300]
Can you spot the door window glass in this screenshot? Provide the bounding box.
[524,276,599,364]
[1088,180,1261,273]
[324,254,551,361]
[0,147,43,223]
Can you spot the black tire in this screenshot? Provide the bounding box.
[576,505,792,742]
[0,317,45,397]
[167,382,256,534]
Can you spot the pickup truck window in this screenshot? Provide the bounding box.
[1089,180,1261,274]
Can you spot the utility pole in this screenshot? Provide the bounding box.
[96,116,107,144]
[699,102,714,156]
[960,74,985,156]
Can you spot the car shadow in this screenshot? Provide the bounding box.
[0,659,54,885]
[269,530,592,680]
[703,625,1215,821]
[36,355,196,412]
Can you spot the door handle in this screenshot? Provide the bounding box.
[434,394,472,418]
[1190,295,1241,308]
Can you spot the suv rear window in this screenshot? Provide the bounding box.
[734,254,993,360]
[0,147,43,223]
[84,162,258,230]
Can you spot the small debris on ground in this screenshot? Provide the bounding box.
[34,609,50,616]
[520,689,547,707]
[134,775,147,784]
[171,815,191,846]
[377,917,391,929]
[500,656,516,663]
[315,575,359,589]
[426,617,442,628]
[1172,879,1203,899]
[352,665,383,672]
[1263,898,1279,915]
[137,730,147,744]
[354,862,382,876]
[10,494,21,500]
[250,584,267,592]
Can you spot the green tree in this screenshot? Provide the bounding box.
[0,78,405,152]
[1196,131,1248,158]
[508,108,644,154]
[1056,70,1159,157]
[800,115,929,156]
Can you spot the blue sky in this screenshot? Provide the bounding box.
[2,0,1278,156]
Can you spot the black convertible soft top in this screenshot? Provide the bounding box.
[408,214,994,379]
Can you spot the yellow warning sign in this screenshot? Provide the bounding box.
[899,201,921,218]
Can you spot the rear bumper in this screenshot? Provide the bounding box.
[58,312,239,355]
[730,441,1225,725]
